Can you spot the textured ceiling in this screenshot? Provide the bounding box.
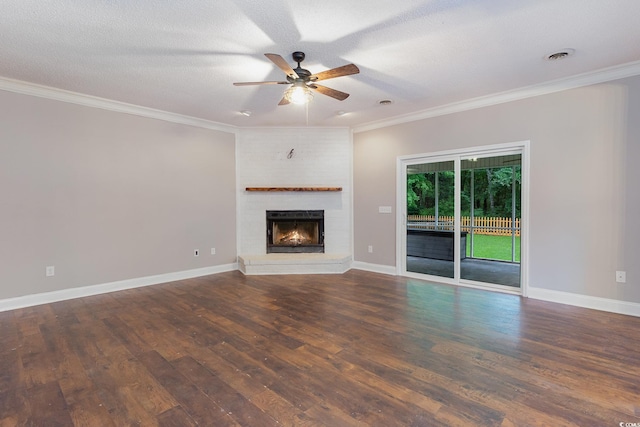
[1,0,640,128]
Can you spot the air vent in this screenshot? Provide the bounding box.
[545,48,575,61]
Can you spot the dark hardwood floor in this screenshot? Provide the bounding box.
[1,270,639,426]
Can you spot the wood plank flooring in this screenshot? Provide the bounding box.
[1,270,639,426]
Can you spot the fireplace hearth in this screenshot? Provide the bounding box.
[266,210,324,253]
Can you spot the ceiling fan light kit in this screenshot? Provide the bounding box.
[234,51,359,107]
[284,82,313,105]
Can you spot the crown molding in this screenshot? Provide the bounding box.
[0,76,238,134]
[353,60,640,133]
[4,59,640,135]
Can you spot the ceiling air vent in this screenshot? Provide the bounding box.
[545,48,575,61]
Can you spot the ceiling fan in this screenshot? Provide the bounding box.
[233,51,359,105]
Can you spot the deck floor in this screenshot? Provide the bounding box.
[407,256,521,287]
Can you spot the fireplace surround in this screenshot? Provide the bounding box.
[236,128,351,273]
[266,210,324,253]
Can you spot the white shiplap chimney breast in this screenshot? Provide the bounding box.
[237,127,352,257]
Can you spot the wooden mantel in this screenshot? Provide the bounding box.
[245,187,342,192]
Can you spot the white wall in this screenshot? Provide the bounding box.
[353,77,640,305]
[0,89,237,301]
[236,127,352,256]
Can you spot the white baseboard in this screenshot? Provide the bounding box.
[6,264,637,319]
[528,287,640,317]
[348,265,640,318]
[351,261,397,276]
[0,263,238,312]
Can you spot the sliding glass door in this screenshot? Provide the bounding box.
[406,160,456,279]
[459,154,521,288]
[400,145,525,293]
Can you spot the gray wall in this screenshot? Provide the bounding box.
[0,90,237,300]
[2,74,638,306]
[354,76,639,303]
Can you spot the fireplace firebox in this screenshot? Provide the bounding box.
[266,210,324,253]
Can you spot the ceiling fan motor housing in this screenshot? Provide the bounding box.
[289,68,312,82]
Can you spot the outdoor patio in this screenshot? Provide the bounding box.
[406,256,521,288]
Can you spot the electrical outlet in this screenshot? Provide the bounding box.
[194,249,199,257]
[46,266,55,277]
[211,248,216,255]
[368,245,373,253]
[616,271,626,283]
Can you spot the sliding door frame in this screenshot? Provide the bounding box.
[396,140,530,296]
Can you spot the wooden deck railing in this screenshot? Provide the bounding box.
[407,215,520,236]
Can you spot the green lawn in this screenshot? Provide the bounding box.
[466,234,520,262]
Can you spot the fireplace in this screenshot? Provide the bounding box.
[266,210,324,253]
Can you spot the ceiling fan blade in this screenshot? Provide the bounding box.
[278,97,290,106]
[310,84,350,101]
[265,53,299,79]
[233,81,289,86]
[310,64,359,82]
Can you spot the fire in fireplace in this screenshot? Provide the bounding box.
[266,210,324,253]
